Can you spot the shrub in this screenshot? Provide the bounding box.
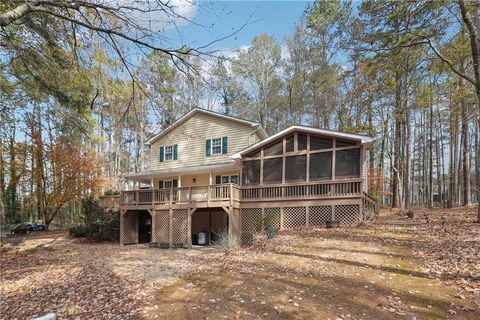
[69,225,88,238]
[104,189,120,196]
[72,195,119,241]
[213,229,240,250]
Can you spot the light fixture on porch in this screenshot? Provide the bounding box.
[192,178,196,183]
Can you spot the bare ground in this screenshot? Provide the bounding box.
[1,206,479,319]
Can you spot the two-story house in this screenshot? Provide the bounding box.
[119,108,378,246]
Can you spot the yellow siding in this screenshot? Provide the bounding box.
[150,112,261,171]
[152,170,240,188]
[181,174,209,187]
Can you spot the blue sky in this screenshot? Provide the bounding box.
[161,1,312,52]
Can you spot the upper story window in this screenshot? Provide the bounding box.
[159,144,178,162]
[206,136,228,156]
[212,138,222,155]
[165,145,173,161]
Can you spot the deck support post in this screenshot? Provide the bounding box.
[120,210,125,246]
[169,208,173,247]
[148,209,155,243]
[305,206,309,227]
[280,207,284,230]
[187,208,192,248]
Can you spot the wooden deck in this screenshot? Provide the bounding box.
[119,179,369,211]
[118,179,379,246]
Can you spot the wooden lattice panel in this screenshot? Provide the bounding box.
[282,207,306,229]
[154,210,170,244]
[240,208,262,245]
[308,206,332,227]
[264,208,280,229]
[335,205,360,225]
[172,209,188,246]
[121,212,137,244]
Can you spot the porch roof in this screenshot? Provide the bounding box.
[232,125,374,160]
[122,161,238,184]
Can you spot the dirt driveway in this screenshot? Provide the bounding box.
[1,207,479,319]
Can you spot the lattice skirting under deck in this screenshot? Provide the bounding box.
[308,206,333,227]
[239,203,361,245]
[154,210,169,244]
[121,211,138,245]
[335,204,361,225]
[172,209,188,246]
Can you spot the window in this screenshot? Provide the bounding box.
[242,160,260,185]
[160,144,177,162]
[298,133,307,150]
[263,140,283,156]
[207,137,228,156]
[310,136,332,150]
[263,158,283,183]
[220,175,239,184]
[164,145,173,161]
[309,152,332,180]
[285,155,306,182]
[335,149,360,178]
[212,138,222,155]
[159,179,177,188]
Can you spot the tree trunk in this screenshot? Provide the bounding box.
[392,73,402,208]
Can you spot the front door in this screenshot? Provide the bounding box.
[138,211,152,243]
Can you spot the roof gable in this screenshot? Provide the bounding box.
[145,108,267,145]
[232,126,374,160]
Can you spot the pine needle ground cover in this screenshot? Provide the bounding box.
[1,207,479,319]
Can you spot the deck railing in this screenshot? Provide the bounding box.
[120,179,364,207]
[240,179,363,201]
[120,184,235,206]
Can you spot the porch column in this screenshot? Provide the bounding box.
[150,177,154,189]
[209,171,213,185]
[120,211,124,246]
[187,208,192,248]
[178,175,182,187]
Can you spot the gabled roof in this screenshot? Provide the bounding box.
[145,108,268,145]
[232,125,374,160]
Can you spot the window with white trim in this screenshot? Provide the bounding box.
[221,175,239,184]
[163,180,173,188]
[164,145,173,161]
[212,138,222,155]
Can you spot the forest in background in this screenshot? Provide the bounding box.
[1,0,479,229]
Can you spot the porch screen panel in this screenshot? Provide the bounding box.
[336,139,357,147]
[309,152,332,180]
[285,155,306,182]
[242,160,260,185]
[263,158,282,183]
[310,136,332,150]
[263,140,283,156]
[335,148,360,178]
[286,134,294,152]
[298,133,307,150]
